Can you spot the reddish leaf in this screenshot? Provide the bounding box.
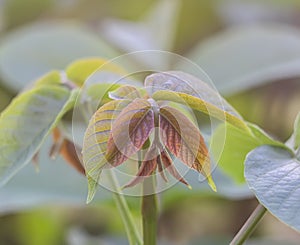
[123,147,157,188]
[51,127,85,175]
[106,98,155,167]
[159,106,216,190]
[160,150,190,188]
[60,139,85,175]
[156,154,168,182]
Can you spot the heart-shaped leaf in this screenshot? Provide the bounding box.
[245,145,300,231]
[159,105,216,190]
[82,99,130,202]
[0,84,77,186]
[148,71,250,133]
[106,98,155,167]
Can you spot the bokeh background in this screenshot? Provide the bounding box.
[0,0,300,244]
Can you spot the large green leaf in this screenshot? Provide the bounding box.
[245,145,300,231]
[0,22,117,92]
[211,123,289,183]
[183,25,300,95]
[147,71,250,133]
[0,139,112,213]
[0,84,76,186]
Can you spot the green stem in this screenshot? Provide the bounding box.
[230,203,267,245]
[142,175,158,245]
[107,170,143,245]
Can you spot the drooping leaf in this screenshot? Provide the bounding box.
[0,84,76,186]
[123,147,158,189]
[245,145,300,231]
[108,85,142,100]
[211,122,291,183]
[66,58,125,87]
[51,128,85,175]
[82,99,131,203]
[106,98,155,167]
[160,150,190,188]
[159,105,216,191]
[147,71,250,133]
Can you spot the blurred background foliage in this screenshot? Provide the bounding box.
[0,0,299,244]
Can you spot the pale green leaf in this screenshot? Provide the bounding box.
[0,84,75,186]
[82,100,131,203]
[66,58,125,87]
[211,122,289,183]
[147,71,250,133]
[153,90,250,133]
[245,145,300,231]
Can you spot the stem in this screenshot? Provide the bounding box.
[230,203,267,245]
[107,170,143,245]
[142,175,158,245]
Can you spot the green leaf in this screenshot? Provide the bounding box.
[159,105,216,191]
[34,71,62,87]
[183,24,300,95]
[0,22,117,91]
[82,100,131,203]
[211,122,290,183]
[245,145,300,231]
[108,85,142,100]
[0,84,76,186]
[66,58,125,87]
[147,71,250,133]
[0,139,112,213]
[106,98,155,167]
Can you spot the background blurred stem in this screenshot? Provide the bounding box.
[107,170,143,245]
[142,175,158,245]
[230,203,267,245]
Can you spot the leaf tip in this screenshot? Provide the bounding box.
[207,176,217,192]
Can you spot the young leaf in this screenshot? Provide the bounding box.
[51,128,85,175]
[245,145,300,231]
[148,71,250,133]
[108,85,142,100]
[159,150,190,188]
[123,147,158,189]
[66,58,124,87]
[106,98,155,167]
[0,84,75,186]
[82,99,130,202]
[159,106,216,191]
